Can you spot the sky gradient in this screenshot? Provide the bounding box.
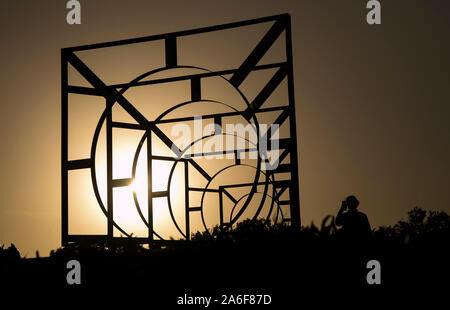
[1,0,449,256]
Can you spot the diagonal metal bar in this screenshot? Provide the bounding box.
[260,107,289,144]
[66,52,148,125]
[274,186,288,201]
[229,17,287,87]
[242,66,287,120]
[187,158,212,181]
[277,148,290,165]
[149,123,182,157]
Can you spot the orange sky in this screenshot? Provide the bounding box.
[0,0,449,257]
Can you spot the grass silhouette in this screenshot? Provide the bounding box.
[1,207,448,301]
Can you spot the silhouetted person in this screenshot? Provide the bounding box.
[336,195,371,242]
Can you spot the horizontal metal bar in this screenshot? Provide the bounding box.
[112,122,146,130]
[275,164,291,173]
[112,178,133,187]
[113,62,286,89]
[64,14,288,52]
[274,180,291,188]
[189,147,258,158]
[151,155,186,162]
[156,105,287,124]
[189,187,220,193]
[220,182,269,189]
[152,191,169,198]
[68,85,103,96]
[278,201,290,205]
[273,138,291,150]
[189,207,202,212]
[67,234,108,242]
[67,63,286,95]
[66,158,92,170]
[67,235,185,244]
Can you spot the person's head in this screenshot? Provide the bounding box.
[345,195,359,210]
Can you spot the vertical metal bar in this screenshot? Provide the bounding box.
[267,126,272,151]
[184,160,190,240]
[61,50,68,246]
[191,77,201,101]
[219,187,224,227]
[214,116,222,135]
[147,131,154,244]
[285,15,301,228]
[106,100,113,239]
[165,36,177,68]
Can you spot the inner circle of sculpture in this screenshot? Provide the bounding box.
[91,66,282,239]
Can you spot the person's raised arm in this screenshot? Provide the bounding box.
[335,201,347,226]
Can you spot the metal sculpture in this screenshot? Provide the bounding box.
[61,14,300,246]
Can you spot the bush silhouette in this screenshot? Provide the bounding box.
[0,207,448,296]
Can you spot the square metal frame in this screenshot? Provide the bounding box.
[61,14,300,246]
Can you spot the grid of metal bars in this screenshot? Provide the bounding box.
[61,14,300,246]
